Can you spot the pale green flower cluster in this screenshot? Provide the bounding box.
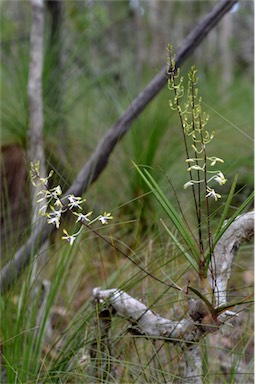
[30,161,113,245]
[167,45,227,201]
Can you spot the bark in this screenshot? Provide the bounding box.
[0,0,238,294]
[28,0,46,222]
[184,345,203,384]
[27,0,47,282]
[91,288,203,381]
[209,211,254,307]
[93,287,202,342]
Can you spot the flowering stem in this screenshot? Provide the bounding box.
[168,57,200,236]
[190,77,204,267]
[198,115,212,279]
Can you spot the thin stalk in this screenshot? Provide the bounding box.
[167,56,199,229]
[190,79,204,266]
[176,95,199,226]
[198,115,213,281]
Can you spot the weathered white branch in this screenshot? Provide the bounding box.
[184,345,203,384]
[210,211,254,307]
[93,288,202,343]
[93,288,204,380]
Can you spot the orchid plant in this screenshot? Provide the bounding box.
[136,45,253,303]
[167,45,228,281]
[30,161,113,245]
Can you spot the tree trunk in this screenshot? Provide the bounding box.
[28,0,47,281]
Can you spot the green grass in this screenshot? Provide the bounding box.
[1,229,253,382]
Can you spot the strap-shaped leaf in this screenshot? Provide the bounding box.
[161,219,199,272]
[135,164,199,265]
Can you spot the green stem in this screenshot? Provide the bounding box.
[190,80,204,268]
[167,50,199,232]
[199,115,213,281]
[173,81,200,237]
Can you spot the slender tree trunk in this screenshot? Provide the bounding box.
[28,0,47,280]
[28,0,46,218]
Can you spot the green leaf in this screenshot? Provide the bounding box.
[161,219,199,272]
[135,164,199,265]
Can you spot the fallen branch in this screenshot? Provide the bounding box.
[92,288,205,383]
[0,0,237,293]
[93,288,201,343]
[91,211,253,382]
[210,211,254,307]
